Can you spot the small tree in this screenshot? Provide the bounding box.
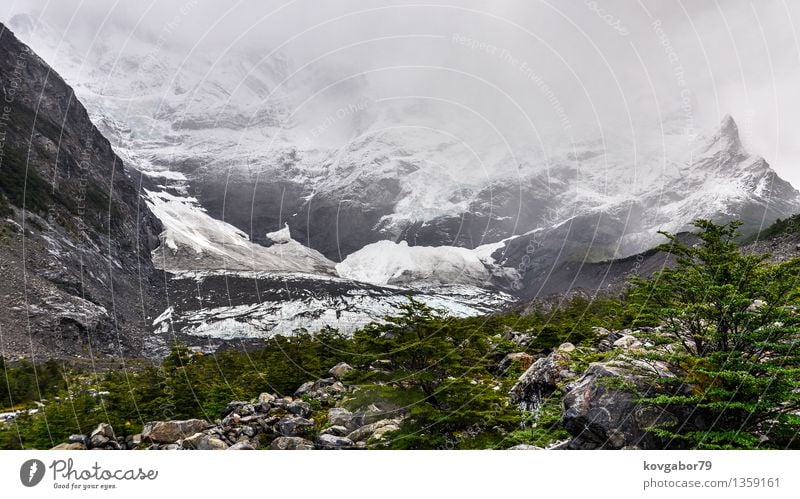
[351,300,524,449]
[627,220,800,448]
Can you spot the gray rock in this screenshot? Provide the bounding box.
[270,436,315,450]
[507,444,543,450]
[142,419,210,444]
[68,434,89,447]
[196,436,228,450]
[327,407,353,427]
[315,434,355,449]
[320,425,349,437]
[613,334,642,350]
[258,393,277,405]
[510,346,576,411]
[349,404,385,429]
[328,362,354,380]
[275,416,314,437]
[222,401,255,418]
[294,381,315,396]
[562,361,705,449]
[287,400,313,418]
[89,423,115,449]
[346,419,401,443]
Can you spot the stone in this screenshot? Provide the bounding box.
[370,423,400,442]
[89,423,115,448]
[557,342,575,352]
[612,335,642,350]
[51,442,86,450]
[507,444,543,450]
[315,434,355,449]
[142,419,210,444]
[294,381,315,396]
[510,348,576,411]
[327,407,353,427]
[287,400,313,418]
[349,404,384,429]
[68,434,89,447]
[221,401,255,418]
[346,419,401,443]
[196,436,229,450]
[328,362,354,380]
[270,436,315,450]
[562,361,706,449]
[275,416,314,437]
[258,393,277,405]
[320,425,349,437]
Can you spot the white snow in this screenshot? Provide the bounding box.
[159,283,516,340]
[144,188,335,274]
[266,223,292,244]
[335,240,490,287]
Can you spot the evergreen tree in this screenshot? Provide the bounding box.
[627,220,800,448]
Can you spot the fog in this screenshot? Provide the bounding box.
[3,0,800,186]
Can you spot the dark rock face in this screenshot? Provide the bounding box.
[0,23,162,358]
[561,361,706,449]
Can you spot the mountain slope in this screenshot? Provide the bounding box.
[0,23,162,358]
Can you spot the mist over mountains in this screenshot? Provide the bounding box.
[2,2,800,356]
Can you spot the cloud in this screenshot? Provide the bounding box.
[4,0,799,185]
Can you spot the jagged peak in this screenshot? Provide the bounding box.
[701,114,743,156]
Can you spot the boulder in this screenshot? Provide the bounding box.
[68,434,89,447]
[275,416,314,437]
[562,361,705,449]
[196,436,229,450]
[315,434,355,449]
[613,334,642,351]
[320,425,349,437]
[142,419,210,444]
[258,393,277,405]
[294,381,315,396]
[346,419,401,443]
[327,407,353,427]
[510,346,577,411]
[287,400,313,418]
[270,436,315,450]
[328,362,354,380]
[89,423,115,449]
[507,444,543,450]
[349,404,385,429]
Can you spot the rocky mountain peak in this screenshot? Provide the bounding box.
[703,114,743,157]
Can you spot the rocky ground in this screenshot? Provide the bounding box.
[50,321,732,451]
[52,362,406,451]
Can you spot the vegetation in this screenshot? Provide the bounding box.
[742,213,800,243]
[1,219,798,450]
[627,220,800,449]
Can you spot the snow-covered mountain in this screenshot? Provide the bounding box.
[6,12,800,345]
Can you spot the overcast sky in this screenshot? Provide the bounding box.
[3,0,800,186]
